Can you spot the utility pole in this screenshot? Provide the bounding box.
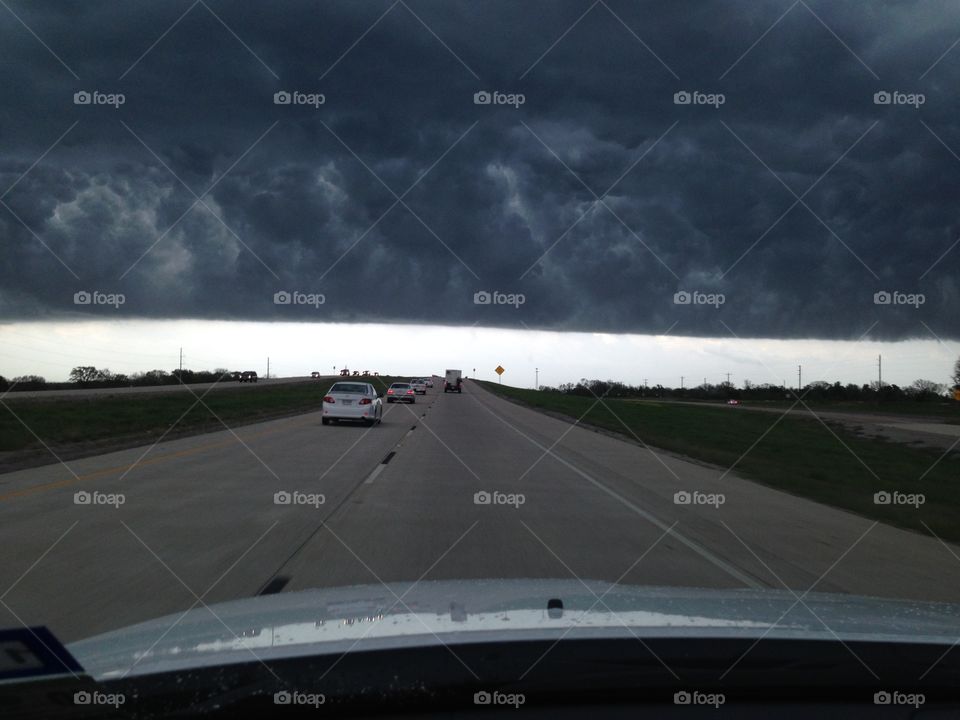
[726,372,731,386]
[535,367,539,390]
[878,354,882,393]
[267,357,270,380]
[680,376,684,389]
[179,347,183,373]
[797,365,802,394]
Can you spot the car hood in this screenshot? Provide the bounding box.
[68,579,960,679]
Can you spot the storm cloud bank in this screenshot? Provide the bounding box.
[1,0,958,339]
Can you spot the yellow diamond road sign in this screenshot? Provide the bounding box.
[495,365,505,376]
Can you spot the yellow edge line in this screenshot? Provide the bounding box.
[0,415,318,501]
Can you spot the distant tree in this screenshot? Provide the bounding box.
[954,357,960,389]
[909,379,946,399]
[0,375,7,391]
[11,375,46,390]
[69,366,100,383]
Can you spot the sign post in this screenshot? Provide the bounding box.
[495,365,505,384]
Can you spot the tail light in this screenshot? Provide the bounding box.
[387,389,394,394]
[406,389,414,394]
[323,395,335,403]
[359,398,372,405]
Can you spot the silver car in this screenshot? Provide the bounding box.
[322,382,383,426]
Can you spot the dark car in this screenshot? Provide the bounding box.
[240,371,258,383]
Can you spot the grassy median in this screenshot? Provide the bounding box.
[0,376,401,458]
[478,381,960,542]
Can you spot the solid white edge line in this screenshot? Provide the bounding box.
[468,386,764,590]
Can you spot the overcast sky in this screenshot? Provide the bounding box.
[1,1,959,381]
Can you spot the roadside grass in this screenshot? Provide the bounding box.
[478,381,960,542]
[0,377,401,453]
[710,398,960,423]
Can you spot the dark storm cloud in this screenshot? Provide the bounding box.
[1,0,958,339]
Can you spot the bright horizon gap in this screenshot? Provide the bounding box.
[0,320,955,389]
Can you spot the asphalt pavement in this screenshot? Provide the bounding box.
[2,377,959,644]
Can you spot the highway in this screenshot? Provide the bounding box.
[1,379,959,644]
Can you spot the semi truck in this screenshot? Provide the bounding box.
[444,369,462,393]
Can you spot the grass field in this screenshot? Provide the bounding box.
[0,376,401,454]
[478,381,960,542]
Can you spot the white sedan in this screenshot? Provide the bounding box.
[322,382,383,426]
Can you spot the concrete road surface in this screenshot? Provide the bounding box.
[1,378,959,644]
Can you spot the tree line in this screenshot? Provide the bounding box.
[538,358,960,402]
[0,367,234,392]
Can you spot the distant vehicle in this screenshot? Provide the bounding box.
[322,382,382,426]
[727,399,741,405]
[373,371,379,376]
[386,382,416,403]
[311,371,320,378]
[362,370,370,376]
[411,379,427,395]
[230,371,242,382]
[239,371,258,383]
[444,369,462,393]
[339,368,350,376]
[425,377,434,388]
[352,370,360,376]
